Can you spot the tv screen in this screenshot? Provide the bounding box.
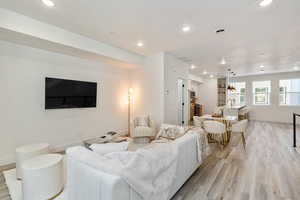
[45,77,97,109]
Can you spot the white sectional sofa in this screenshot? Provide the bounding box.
[66,129,208,200]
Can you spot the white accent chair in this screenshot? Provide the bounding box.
[193,116,204,128]
[231,119,248,149]
[21,154,64,200]
[130,116,156,143]
[203,121,227,148]
[15,143,50,179]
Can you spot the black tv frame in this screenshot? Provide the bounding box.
[45,77,97,110]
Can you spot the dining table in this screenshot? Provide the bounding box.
[199,114,238,145]
[199,114,238,122]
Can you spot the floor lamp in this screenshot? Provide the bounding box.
[128,88,134,136]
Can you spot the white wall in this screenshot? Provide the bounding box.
[130,53,201,126]
[188,80,201,96]
[129,53,165,125]
[188,74,203,85]
[198,78,218,115]
[232,72,300,123]
[0,41,130,165]
[197,72,300,123]
[164,54,190,125]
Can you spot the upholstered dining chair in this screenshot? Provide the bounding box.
[239,107,250,120]
[231,119,248,149]
[223,108,239,118]
[203,120,227,148]
[193,116,204,128]
[214,106,225,116]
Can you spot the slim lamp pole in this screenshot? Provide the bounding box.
[128,93,131,136]
[128,88,134,136]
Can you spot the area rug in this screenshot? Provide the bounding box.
[3,168,67,200]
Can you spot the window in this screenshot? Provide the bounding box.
[279,79,300,106]
[253,81,271,105]
[228,82,246,106]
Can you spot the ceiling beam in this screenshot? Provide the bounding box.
[0,8,144,66]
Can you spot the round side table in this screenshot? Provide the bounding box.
[15,143,50,179]
[21,154,64,200]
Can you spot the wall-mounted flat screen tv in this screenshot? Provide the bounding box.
[45,77,97,109]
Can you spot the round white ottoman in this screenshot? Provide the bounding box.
[16,143,50,179]
[21,154,64,200]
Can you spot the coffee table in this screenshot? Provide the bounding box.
[83,135,127,148]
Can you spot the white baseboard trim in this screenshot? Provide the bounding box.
[0,140,83,167]
[0,154,15,167]
[251,119,300,126]
[51,141,83,153]
[0,129,128,167]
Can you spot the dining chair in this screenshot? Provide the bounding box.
[231,119,248,149]
[214,106,225,116]
[193,116,204,128]
[223,108,239,118]
[203,120,227,148]
[238,107,250,120]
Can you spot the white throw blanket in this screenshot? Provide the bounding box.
[153,126,211,164]
[188,128,211,163]
[67,142,178,200]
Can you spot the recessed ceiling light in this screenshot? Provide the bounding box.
[260,69,265,73]
[260,65,265,68]
[209,74,214,78]
[294,66,299,70]
[190,65,196,69]
[259,0,273,7]
[216,29,225,34]
[203,70,208,75]
[182,25,191,33]
[137,41,144,47]
[220,58,226,65]
[42,0,55,7]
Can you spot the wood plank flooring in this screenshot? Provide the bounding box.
[0,121,299,200]
[0,164,14,200]
[172,121,300,200]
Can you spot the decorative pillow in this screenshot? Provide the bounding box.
[135,116,150,127]
[156,126,184,140]
[164,127,180,139]
[161,124,187,134]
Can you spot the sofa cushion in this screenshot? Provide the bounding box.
[90,142,129,155]
[156,126,185,140]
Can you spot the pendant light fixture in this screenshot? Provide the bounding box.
[227,68,236,91]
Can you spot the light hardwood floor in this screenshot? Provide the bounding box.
[172,121,300,200]
[0,164,14,200]
[0,121,299,200]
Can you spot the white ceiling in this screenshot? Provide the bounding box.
[1,0,300,77]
